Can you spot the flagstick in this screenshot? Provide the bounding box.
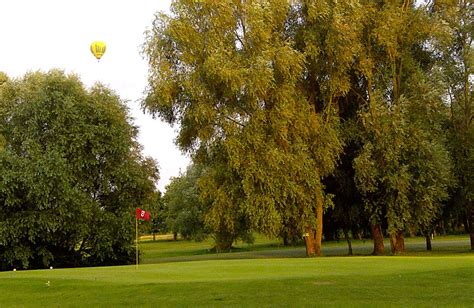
[135,216,138,271]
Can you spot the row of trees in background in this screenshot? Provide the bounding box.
[0,0,470,269]
[0,71,159,269]
[143,0,472,255]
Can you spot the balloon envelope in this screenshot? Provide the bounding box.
[90,41,106,60]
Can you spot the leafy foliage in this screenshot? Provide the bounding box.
[432,0,473,248]
[350,0,455,253]
[163,164,208,241]
[143,0,469,254]
[0,70,158,269]
[143,0,342,254]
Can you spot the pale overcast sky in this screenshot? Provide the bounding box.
[0,0,190,191]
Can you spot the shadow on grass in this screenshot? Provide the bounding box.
[140,235,472,264]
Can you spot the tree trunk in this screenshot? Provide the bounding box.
[344,229,353,256]
[371,224,385,255]
[214,230,234,253]
[463,215,470,234]
[305,193,324,257]
[314,195,324,256]
[425,234,432,251]
[469,208,474,251]
[304,227,316,256]
[153,232,156,241]
[390,231,405,254]
[397,232,405,252]
[390,233,396,254]
[173,232,178,241]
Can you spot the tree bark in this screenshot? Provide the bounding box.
[304,227,316,256]
[463,215,470,234]
[344,229,353,256]
[396,232,405,252]
[390,231,405,254]
[314,195,324,256]
[469,208,474,251]
[305,193,324,257]
[371,224,385,255]
[425,234,432,251]
[390,233,396,254]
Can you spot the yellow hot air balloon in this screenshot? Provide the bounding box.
[90,41,106,60]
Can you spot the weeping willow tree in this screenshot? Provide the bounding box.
[142,0,350,255]
[143,0,457,255]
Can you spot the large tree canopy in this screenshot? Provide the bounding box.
[433,0,473,249]
[143,0,469,255]
[348,0,455,254]
[0,70,158,269]
[143,0,343,255]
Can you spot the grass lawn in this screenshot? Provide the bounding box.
[0,235,473,307]
[1,255,473,307]
[140,234,472,263]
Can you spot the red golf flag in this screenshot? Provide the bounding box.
[136,208,151,221]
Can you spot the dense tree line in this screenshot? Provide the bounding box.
[144,0,472,255]
[0,71,159,269]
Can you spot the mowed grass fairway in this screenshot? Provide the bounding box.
[0,237,473,307]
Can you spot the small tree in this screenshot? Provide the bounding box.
[150,191,165,241]
[163,164,208,241]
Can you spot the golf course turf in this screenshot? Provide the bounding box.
[0,236,473,307]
